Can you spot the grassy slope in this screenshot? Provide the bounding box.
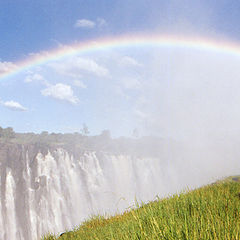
[43,176,240,240]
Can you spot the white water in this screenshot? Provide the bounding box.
[0,145,239,240]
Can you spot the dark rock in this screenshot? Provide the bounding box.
[232,177,239,182]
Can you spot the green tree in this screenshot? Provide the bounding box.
[81,123,90,136]
[0,127,3,137]
[100,130,111,140]
[2,127,15,140]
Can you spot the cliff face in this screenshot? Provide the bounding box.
[0,142,238,240]
[0,143,174,240]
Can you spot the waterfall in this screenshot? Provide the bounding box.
[0,142,239,240]
[5,170,17,239]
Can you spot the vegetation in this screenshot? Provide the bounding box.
[0,125,114,152]
[0,126,15,140]
[43,176,240,240]
[0,125,169,157]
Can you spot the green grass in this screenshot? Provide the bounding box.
[43,176,240,240]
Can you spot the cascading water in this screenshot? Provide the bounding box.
[0,141,239,240]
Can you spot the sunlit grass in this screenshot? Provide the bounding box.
[43,177,240,240]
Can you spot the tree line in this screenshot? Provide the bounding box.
[0,127,15,139]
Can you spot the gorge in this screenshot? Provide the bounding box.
[0,135,239,240]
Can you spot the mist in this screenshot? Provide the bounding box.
[1,1,240,239]
[2,38,240,185]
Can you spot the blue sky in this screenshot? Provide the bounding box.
[1,0,240,139]
[1,0,240,61]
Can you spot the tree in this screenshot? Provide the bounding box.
[81,123,89,136]
[0,127,3,137]
[2,127,15,140]
[100,130,111,139]
[132,128,139,138]
[41,131,49,136]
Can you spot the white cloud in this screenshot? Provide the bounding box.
[134,109,147,120]
[119,56,142,67]
[114,86,130,100]
[74,18,107,29]
[1,100,27,111]
[24,73,47,84]
[41,83,79,104]
[97,18,107,27]
[75,58,109,77]
[50,57,110,78]
[0,61,17,74]
[74,19,96,28]
[122,78,141,89]
[73,80,87,88]
[28,50,51,59]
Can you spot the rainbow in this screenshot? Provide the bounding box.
[1,34,240,80]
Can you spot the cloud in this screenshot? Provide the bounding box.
[134,109,147,120]
[74,58,109,77]
[119,56,142,67]
[24,73,48,85]
[74,19,96,28]
[50,57,110,78]
[41,83,79,104]
[28,50,51,59]
[73,80,87,88]
[1,100,27,111]
[74,18,107,29]
[97,18,107,27]
[0,61,17,74]
[121,77,141,89]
